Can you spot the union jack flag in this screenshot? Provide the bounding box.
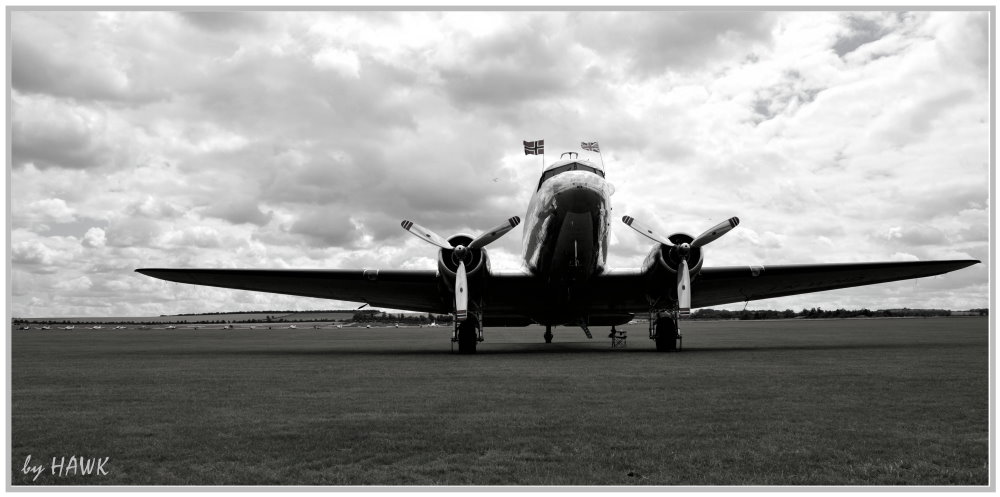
[581,141,600,153]
[523,140,544,155]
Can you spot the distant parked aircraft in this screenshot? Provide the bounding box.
[139,151,979,353]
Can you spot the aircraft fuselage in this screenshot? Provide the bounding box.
[523,158,611,279]
[519,157,613,324]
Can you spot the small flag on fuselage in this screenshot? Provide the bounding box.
[581,141,600,153]
[523,140,544,155]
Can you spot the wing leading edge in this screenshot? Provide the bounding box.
[135,268,447,313]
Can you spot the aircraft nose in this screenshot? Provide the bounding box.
[553,183,604,214]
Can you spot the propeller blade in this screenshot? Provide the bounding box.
[401,220,452,250]
[468,216,521,249]
[455,260,468,322]
[691,217,740,248]
[621,215,673,246]
[678,258,691,317]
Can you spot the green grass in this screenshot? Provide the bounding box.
[10,317,989,486]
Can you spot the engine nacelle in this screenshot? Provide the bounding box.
[641,233,704,294]
[436,234,489,288]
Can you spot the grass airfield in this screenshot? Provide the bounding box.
[10,317,988,486]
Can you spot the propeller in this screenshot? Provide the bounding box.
[622,215,739,316]
[402,216,521,321]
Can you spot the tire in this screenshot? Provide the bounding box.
[655,317,677,352]
[457,318,478,354]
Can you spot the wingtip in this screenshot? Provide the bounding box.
[950,259,981,267]
[135,268,170,277]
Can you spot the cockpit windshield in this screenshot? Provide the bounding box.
[536,161,605,190]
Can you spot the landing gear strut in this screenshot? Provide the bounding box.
[544,325,553,344]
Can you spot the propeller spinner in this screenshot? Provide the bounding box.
[402,216,521,321]
[622,215,739,316]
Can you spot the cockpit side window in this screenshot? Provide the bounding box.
[536,162,605,190]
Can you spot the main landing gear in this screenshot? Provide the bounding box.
[454,316,481,354]
[652,315,682,352]
[544,325,553,343]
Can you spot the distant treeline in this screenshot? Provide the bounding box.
[352,312,455,324]
[691,308,988,320]
[167,309,362,316]
[13,311,456,326]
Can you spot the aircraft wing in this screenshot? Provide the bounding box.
[135,268,447,313]
[138,259,978,320]
[586,259,979,311]
[690,260,979,308]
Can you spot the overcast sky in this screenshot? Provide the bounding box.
[9,9,990,318]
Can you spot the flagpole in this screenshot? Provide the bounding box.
[597,140,605,170]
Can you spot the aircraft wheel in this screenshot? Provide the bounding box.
[457,318,478,354]
[544,326,553,343]
[655,317,678,352]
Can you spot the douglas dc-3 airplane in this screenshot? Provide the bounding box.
[138,152,979,353]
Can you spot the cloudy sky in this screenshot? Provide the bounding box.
[9,9,990,318]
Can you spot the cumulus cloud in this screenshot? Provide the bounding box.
[105,217,162,248]
[312,47,361,78]
[83,227,107,248]
[573,12,776,76]
[11,12,132,101]
[288,210,358,248]
[54,275,94,292]
[11,231,84,272]
[23,198,77,225]
[12,93,113,169]
[160,226,227,249]
[201,197,272,226]
[9,10,989,317]
[176,11,265,32]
